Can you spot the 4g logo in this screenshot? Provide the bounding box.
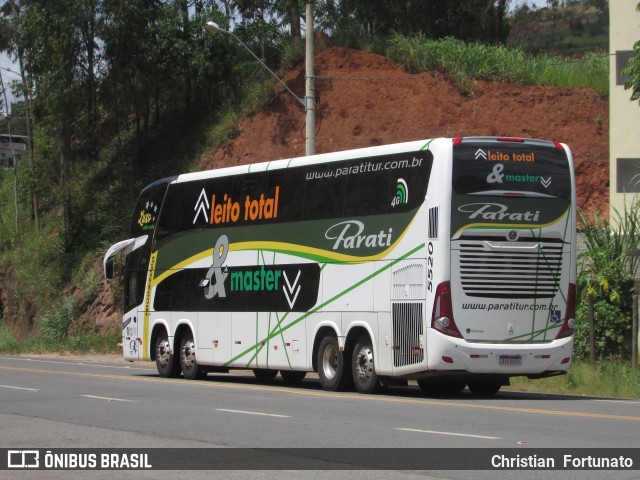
[390,178,408,208]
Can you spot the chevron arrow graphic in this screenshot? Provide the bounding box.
[475,148,487,160]
[283,270,301,309]
[193,188,210,224]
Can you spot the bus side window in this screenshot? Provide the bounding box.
[242,179,258,194]
[343,166,392,217]
[155,191,185,242]
[303,174,346,220]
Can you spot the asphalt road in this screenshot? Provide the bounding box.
[0,354,639,480]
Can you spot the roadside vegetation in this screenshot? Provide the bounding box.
[387,34,608,96]
[0,322,120,355]
[506,361,640,399]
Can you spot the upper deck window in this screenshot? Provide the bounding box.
[452,140,571,201]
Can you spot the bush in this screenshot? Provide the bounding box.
[576,200,640,361]
[38,298,80,342]
[574,298,632,361]
[0,322,22,352]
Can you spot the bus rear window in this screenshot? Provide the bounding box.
[452,140,571,200]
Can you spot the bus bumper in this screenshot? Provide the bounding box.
[426,330,574,375]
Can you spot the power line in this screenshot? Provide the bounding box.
[0,65,22,81]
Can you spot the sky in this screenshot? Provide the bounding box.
[0,53,22,113]
[511,0,550,11]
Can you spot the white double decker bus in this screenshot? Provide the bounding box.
[104,136,576,395]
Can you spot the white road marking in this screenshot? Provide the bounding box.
[593,399,640,405]
[396,427,502,440]
[0,356,151,371]
[215,408,291,418]
[81,395,135,402]
[0,384,39,392]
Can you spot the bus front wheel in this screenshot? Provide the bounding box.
[317,336,352,391]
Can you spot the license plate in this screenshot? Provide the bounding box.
[499,355,522,366]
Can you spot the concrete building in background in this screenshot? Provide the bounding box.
[610,0,640,218]
[0,134,27,168]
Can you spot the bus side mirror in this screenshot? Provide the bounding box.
[105,258,114,279]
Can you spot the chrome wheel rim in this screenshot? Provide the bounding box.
[321,343,338,380]
[354,344,374,385]
[181,339,197,373]
[156,339,171,369]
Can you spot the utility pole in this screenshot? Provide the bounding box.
[205,14,315,155]
[305,2,315,156]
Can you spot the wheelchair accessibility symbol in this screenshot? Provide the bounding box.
[550,309,562,324]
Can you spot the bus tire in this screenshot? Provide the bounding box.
[179,331,206,380]
[467,380,501,397]
[280,370,306,384]
[253,369,278,381]
[317,335,352,391]
[352,335,382,394]
[417,379,466,396]
[155,332,180,378]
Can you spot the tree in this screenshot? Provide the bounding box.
[624,2,640,102]
[5,0,113,250]
[315,0,511,45]
[0,0,40,233]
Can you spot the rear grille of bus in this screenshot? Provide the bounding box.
[392,302,424,367]
[458,240,564,299]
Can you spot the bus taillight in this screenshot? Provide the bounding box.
[431,282,463,338]
[555,283,576,339]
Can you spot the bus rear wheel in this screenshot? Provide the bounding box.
[352,336,382,394]
[317,336,352,391]
[155,333,180,378]
[467,380,502,397]
[179,332,206,380]
[417,379,466,396]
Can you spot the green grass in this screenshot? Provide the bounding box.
[387,34,609,96]
[0,323,121,355]
[505,361,640,398]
